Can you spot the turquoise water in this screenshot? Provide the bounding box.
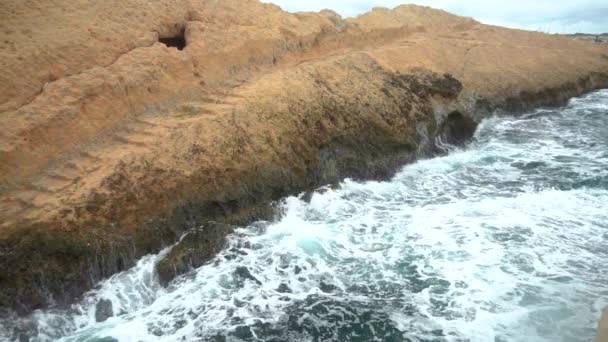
[2,90,608,342]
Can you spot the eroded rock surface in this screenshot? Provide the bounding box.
[598,308,608,342]
[1,0,608,315]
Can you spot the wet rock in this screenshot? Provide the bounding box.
[173,319,188,330]
[11,320,36,342]
[233,325,253,339]
[156,223,234,287]
[234,266,262,285]
[319,281,338,293]
[211,334,227,342]
[149,326,165,337]
[95,298,114,322]
[277,283,292,293]
[439,111,478,146]
[233,297,247,308]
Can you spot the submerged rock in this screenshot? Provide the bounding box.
[277,283,293,293]
[320,281,338,293]
[94,299,113,323]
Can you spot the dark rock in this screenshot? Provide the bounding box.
[398,68,463,98]
[234,266,262,285]
[439,111,478,146]
[95,298,114,322]
[10,320,36,342]
[156,222,235,287]
[233,325,253,339]
[277,283,292,293]
[233,297,247,308]
[319,281,337,293]
[0,226,142,317]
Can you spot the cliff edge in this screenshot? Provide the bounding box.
[1,0,608,319]
[598,309,608,342]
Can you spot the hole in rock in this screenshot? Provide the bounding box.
[441,111,477,146]
[159,29,186,50]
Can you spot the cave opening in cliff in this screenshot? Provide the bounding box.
[441,111,478,146]
[159,29,186,50]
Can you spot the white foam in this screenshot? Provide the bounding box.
[2,90,608,342]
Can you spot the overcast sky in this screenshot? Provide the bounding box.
[265,1,608,34]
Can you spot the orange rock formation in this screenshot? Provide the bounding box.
[1,0,608,317]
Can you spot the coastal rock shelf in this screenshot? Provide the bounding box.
[1,0,608,316]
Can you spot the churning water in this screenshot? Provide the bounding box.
[3,90,608,342]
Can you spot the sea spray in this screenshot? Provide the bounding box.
[2,90,608,342]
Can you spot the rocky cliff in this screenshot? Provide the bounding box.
[599,309,608,342]
[1,0,608,317]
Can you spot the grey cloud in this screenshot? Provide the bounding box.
[265,0,608,33]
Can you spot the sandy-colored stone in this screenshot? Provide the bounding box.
[599,309,608,342]
[1,0,608,317]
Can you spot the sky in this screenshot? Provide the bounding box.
[264,0,608,34]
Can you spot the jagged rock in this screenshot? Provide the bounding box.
[1,0,608,316]
[156,223,234,286]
